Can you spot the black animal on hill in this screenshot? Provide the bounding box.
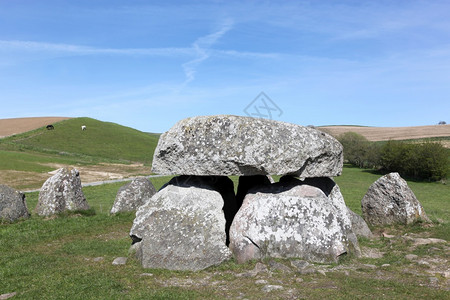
[46,124,54,130]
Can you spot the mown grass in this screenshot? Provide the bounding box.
[0,149,91,173]
[1,167,449,299]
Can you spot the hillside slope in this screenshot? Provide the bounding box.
[0,117,159,164]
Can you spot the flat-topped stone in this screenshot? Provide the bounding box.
[152,115,343,177]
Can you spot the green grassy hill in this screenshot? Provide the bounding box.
[0,117,160,164]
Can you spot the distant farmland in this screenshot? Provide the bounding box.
[0,117,71,138]
[319,124,450,142]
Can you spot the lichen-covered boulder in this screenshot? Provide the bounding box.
[35,167,89,216]
[110,177,156,214]
[0,184,29,222]
[361,172,430,226]
[229,178,360,264]
[130,176,232,271]
[152,115,343,177]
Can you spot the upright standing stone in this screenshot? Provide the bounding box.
[130,176,232,271]
[152,115,343,177]
[0,184,29,222]
[229,178,360,263]
[361,172,430,226]
[35,168,89,216]
[110,177,156,214]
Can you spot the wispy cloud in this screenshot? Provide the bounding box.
[0,39,193,56]
[182,19,234,84]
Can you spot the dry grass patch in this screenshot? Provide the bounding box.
[0,117,71,138]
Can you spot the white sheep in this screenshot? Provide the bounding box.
[81,125,86,131]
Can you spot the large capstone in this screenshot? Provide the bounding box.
[0,184,30,222]
[129,176,232,271]
[152,115,343,177]
[110,177,156,214]
[229,177,360,264]
[361,172,430,226]
[35,167,89,216]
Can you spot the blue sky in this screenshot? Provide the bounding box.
[1,0,449,133]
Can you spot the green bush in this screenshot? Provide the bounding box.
[337,132,381,168]
[380,141,448,181]
[338,132,448,181]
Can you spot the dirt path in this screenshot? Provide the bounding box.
[1,162,153,191]
[0,117,71,138]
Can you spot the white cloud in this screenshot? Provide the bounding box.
[0,39,193,56]
[181,18,234,84]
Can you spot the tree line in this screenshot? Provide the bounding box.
[336,132,449,181]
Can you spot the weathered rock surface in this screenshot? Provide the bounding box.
[229,177,360,264]
[110,177,156,214]
[361,172,430,226]
[35,167,89,216]
[347,207,373,238]
[152,115,343,177]
[163,175,238,245]
[0,184,29,222]
[130,176,232,271]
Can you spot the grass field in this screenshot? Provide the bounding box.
[0,118,159,190]
[0,117,159,164]
[1,118,449,298]
[1,167,449,299]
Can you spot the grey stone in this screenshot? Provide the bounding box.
[110,177,156,214]
[236,262,269,277]
[163,175,237,245]
[361,173,430,226]
[408,237,446,246]
[405,254,418,260]
[290,260,310,271]
[268,260,292,273]
[362,264,377,269]
[129,176,232,271]
[0,292,17,300]
[347,207,373,238]
[229,178,360,264]
[429,277,439,284]
[35,168,89,216]
[0,184,29,222]
[112,257,127,265]
[262,285,283,292]
[361,247,384,259]
[152,115,343,177]
[93,257,104,262]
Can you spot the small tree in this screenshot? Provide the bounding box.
[338,132,371,168]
